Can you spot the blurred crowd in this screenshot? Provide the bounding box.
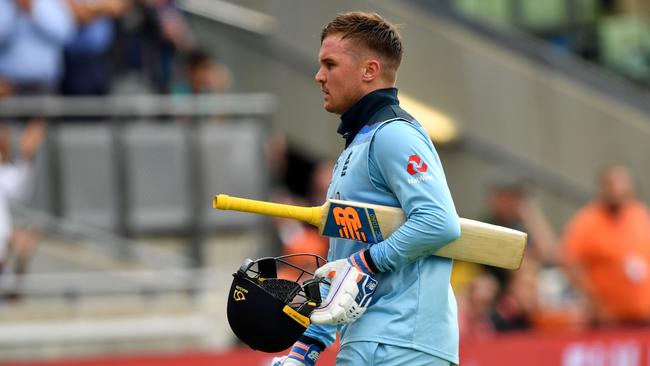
[269,142,650,339]
[265,133,332,275]
[0,0,232,299]
[0,0,231,99]
[456,164,650,341]
[451,0,650,85]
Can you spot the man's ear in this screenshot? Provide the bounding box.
[362,59,381,82]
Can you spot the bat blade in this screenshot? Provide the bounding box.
[213,194,527,270]
[442,219,527,270]
[319,199,526,269]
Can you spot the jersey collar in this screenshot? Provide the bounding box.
[337,88,399,147]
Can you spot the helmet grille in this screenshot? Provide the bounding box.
[259,278,301,303]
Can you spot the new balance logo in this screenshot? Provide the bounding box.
[367,281,377,291]
[406,154,428,175]
[333,206,367,242]
[307,351,320,361]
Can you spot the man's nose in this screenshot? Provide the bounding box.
[315,67,325,83]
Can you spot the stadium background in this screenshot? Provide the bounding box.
[0,0,649,365]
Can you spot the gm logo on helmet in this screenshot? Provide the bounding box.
[233,285,248,301]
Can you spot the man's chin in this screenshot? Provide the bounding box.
[323,103,339,114]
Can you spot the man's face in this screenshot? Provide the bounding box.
[17,0,32,12]
[489,188,522,222]
[599,166,634,207]
[189,62,217,93]
[315,35,367,115]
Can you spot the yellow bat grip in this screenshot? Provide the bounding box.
[213,194,322,227]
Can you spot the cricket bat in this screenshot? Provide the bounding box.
[213,194,527,270]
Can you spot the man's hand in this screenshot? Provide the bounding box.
[17,0,32,13]
[271,340,322,366]
[100,0,131,17]
[67,0,130,24]
[310,250,377,325]
[0,80,13,99]
[20,119,46,161]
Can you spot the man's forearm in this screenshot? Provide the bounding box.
[369,211,461,272]
[32,0,75,44]
[0,2,18,44]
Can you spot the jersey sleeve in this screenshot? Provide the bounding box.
[367,121,461,272]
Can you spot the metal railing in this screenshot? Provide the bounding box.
[0,267,224,297]
[1,93,276,267]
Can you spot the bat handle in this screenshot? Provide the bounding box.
[213,194,322,227]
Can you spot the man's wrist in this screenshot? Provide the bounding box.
[286,336,324,366]
[348,249,379,275]
[362,249,380,273]
[297,336,326,352]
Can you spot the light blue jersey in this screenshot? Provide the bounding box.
[303,88,461,364]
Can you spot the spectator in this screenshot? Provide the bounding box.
[484,181,558,264]
[0,0,76,95]
[563,164,650,326]
[112,0,193,93]
[480,181,558,287]
[452,180,557,294]
[306,161,334,207]
[0,121,46,293]
[457,274,498,341]
[4,223,40,300]
[274,161,333,280]
[61,0,131,95]
[266,132,289,193]
[173,49,232,95]
[0,80,13,98]
[265,132,322,201]
[490,262,539,332]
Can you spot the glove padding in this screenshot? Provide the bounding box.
[310,250,378,325]
[271,340,322,366]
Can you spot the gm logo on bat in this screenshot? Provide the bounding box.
[323,202,384,243]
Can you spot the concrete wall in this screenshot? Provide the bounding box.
[186,0,650,231]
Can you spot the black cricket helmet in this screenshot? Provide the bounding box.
[227,253,326,353]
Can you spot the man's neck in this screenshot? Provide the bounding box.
[599,197,633,216]
[337,87,399,147]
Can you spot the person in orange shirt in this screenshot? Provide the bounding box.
[563,164,650,325]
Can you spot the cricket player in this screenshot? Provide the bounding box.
[273,12,461,366]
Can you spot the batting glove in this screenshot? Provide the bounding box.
[310,250,378,325]
[271,339,322,366]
